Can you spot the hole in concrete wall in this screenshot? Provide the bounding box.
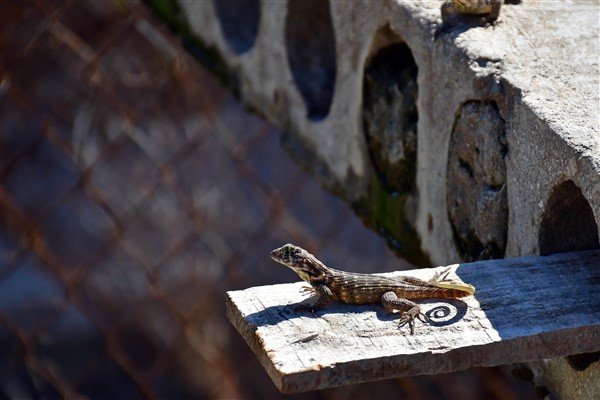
[566,352,600,371]
[539,180,599,255]
[362,43,418,194]
[214,0,260,54]
[539,180,599,372]
[447,100,508,261]
[285,0,336,120]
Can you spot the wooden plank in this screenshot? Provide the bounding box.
[226,250,600,393]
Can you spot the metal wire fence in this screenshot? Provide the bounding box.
[0,1,535,399]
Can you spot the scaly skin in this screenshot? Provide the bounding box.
[271,244,475,330]
[441,0,503,27]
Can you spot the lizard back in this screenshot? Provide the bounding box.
[324,269,471,305]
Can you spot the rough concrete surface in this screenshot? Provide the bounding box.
[447,100,508,262]
[159,0,600,398]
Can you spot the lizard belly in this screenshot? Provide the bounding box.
[334,286,388,304]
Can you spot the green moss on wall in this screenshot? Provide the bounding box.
[364,171,431,267]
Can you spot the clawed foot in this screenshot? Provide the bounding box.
[299,285,316,295]
[430,267,452,283]
[294,286,320,312]
[294,286,315,311]
[397,307,430,334]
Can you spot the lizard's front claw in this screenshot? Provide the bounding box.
[299,285,316,295]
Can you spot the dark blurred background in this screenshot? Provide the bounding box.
[0,1,536,399]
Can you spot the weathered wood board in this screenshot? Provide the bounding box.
[226,250,600,393]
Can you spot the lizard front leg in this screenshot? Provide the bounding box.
[381,292,429,328]
[297,284,332,312]
[485,0,502,25]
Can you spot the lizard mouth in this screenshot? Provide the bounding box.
[270,243,298,264]
[270,248,286,264]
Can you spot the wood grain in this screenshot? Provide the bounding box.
[226,250,600,393]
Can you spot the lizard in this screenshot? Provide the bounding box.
[440,0,520,29]
[271,243,475,330]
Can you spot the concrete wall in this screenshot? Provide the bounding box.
[148,0,600,397]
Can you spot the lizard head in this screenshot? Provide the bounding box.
[270,244,328,283]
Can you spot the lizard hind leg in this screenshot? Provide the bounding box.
[381,292,430,330]
[429,267,452,284]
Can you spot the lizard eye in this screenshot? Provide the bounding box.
[291,248,303,259]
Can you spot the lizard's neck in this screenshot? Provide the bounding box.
[294,255,331,284]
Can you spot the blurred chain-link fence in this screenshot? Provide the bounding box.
[0,1,536,399]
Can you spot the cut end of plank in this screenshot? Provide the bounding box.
[226,250,600,393]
